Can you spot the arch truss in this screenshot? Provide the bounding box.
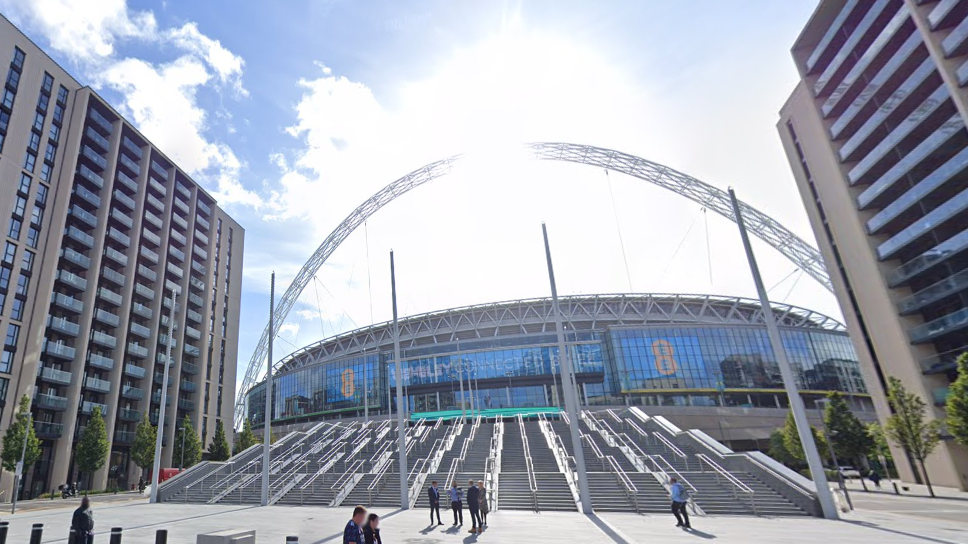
[234,142,831,425]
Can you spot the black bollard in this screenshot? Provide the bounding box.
[286,537,298,544]
[29,523,43,544]
[0,520,8,544]
[110,527,123,544]
[68,528,76,544]
[155,529,168,544]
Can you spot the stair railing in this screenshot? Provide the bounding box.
[613,432,650,473]
[581,433,607,470]
[408,457,429,507]
[605,454,639,514]
[626,419,650,444]
[330,459,365,506]
[488,418,503,511]
[744,455,813,500]
[605,409,623,425]
[433,416,444,432]
[518,415,538,510]
[696,453,756,515]
[368,458,395,504]
[445,457,460,488]
[653,431,690,470]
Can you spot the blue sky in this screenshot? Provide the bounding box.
[2,0,829,412]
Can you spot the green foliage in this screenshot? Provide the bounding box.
[131,413,157,471]
[867,422,893,461]
[885,377,943,497]
[209,420,231,461]
[768,429,798,467]
[823,392,874,463]
[946,353,968,449]
[1,395,41,472]
[172,416,202,469]
[234,419,258,454]
[781,411,827,463]
[76,406,109,476]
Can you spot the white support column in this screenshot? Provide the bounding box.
[149,285,179,504]
[390,251,409,509]
[261,272,275,506]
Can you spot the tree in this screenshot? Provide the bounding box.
[76,406,109,481]
[1,395,41,476]
[946,353,968,448]
[131,413,156,476]
[234,419,258,453]
[781,411,828,464]
[884,377,943,497]
[823,392,874,465]
[867,422,893,461]
[209,420,231,461]
[768,429,798,467]
[172,416,202,469]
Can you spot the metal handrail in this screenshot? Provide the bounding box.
[433,417,444,431]
[605,455,639,513]
[300,450,344,489]
[368,458,395,491]
[653,431,689,469]
[330,459,363,490]
[518,415,538,508]
[627,419,649,441]
[650,454,697,494]
[744,455,814,498]
[581,433,607,470]
[445,458,460,488]
[606,409,623,424]
[696,453,756,515]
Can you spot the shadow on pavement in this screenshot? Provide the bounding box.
[585,513,636,544]
[843,519,964,544]
[684,527,717,539]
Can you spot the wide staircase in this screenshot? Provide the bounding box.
[499,418,576,511]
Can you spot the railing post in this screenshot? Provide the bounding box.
[110,527,123,544]
[0,521,7,544]
[29,524,43,544]
[155,529,168,544]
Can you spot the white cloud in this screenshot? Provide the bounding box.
[166,22,247,97]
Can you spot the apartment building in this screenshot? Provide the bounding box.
[0,16,244,497]
[778,0,968,489]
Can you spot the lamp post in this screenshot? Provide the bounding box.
[150,285,179,504]
[11,410,32,514]
[816,398,852,510]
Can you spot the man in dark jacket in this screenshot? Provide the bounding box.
[466,480,482,534]
[427,480,443,525]
[71,496,94,544]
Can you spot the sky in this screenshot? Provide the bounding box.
[1,0,832,411]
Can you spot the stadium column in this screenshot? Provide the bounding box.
[728,188,837,520]
[391,251,409,509]
[261,273,275,506]
[542,223,592,514]
[150,286,179,503]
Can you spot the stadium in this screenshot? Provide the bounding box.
[246,292,872,450]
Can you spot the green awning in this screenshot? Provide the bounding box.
[409,406,562,421]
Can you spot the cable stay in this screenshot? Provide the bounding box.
[311,275,326,338]
[656,206,706,288]
[605,169,634,292]
[365,221,375,324]
[767,267,799,294]
[313,276,360,332]
[702,207,713,288]
[781,270,805,302]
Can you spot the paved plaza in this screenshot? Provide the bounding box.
[2,497,968,544]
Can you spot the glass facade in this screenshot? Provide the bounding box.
[248,315,867,426]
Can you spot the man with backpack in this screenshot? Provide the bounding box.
[669,477,691,529]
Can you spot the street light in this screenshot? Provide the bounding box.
[816,398,852,510]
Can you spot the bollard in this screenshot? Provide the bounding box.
[155,529,168,544]
[29,523,43,544]
[0,520,8,544]
[286,537,298,544]
[68,527,76,544]
[110,527,123,544]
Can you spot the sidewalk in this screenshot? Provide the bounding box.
[842,477,968,501]
[0,491,147,513]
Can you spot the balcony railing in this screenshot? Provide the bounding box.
[149,177,167,197]
[159,334,178,348]
[119,153,141,176]
[173,197,189,214]
[101,266,125,286]
[90,330,117,349]
[188,292,204,307]
[118,407,141,422]
[196,215,210,231]
[142,228,161,246]
[97,287,123,306]
[84,125,109,151]
[88,108,113,134]
[81,145,107,169]
[178,398,195,411]
[93,308,120,327]
[60,247,91,269]
[73,184,101,208]
[151,160,168,179]
[184,344,200,357]
[114,430,135,444]
[170,229,187,246]
[110,208,133,229]
[128,343,149,358]
[191,261,207,275]
[137,264,158,282]
[193,245,207,260]
[38,366,72,385]
[114,189,136,210]
[103,247,128,266]
[66,225,94,248]
[130,322,151,338]
[146,194,164,213]
[53,293,83,313]
[80,401,108,415]
[135,283,155,300]
[43,341,75,360]
[69,205,98,229]
[197,200,211,217]
[124,363,147,379]
[76,164,104,189]
[167,263,184,279]
[83,376,112,393]
[169,246,185,262]
[157,353,172,365]
[47,315,80,336]
[56,269,88,291]
[35,393,68,411]
[144,210,162,230]
[122,385,144,400]
[151,391,171,405]
[34,421,63,439]
[185,326,201,340]
[140,246,159,264]
[180,380,197,393]
[115,170,138,193]
[122,136,143,160]
[186,309,202,324]
[182,361,198,375]
[88,352,115,371]
[172,214,188,231]
[195,230,208,245]
[189,276,205,291]
[910,308,968,344]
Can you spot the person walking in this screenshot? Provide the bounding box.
[343,505,367,544]
[428,480,443,525]
[71,496,95,544]
[478,480,489,526]
[466,480,482,534]
[869,470,882,489]
[448,481,463,526]
[138,476,146,494]
[669,478,691,529]
[363,513,383,544]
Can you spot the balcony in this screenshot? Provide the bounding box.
[132,302,153,319]
[124,363,146,379]
[80,145,107,169]
[193,245,208,260]
[128,342,149,359]
[197,200,211,217]
[137,264,157,282]
[130,322,151,339]
[34,421,63,439]
[118,153,140,176]
[65,226,94,248]
[176,182,191,199]
[149,413,170,426]
[68,205,98,229]
[186,309,202,324]
[135,283,155,300]
[191,261,207,275]
[107,227,131,248]
[151,391,171,405]
[110,208,133,229]
[180,380,197,393]
[185,326,201,340]
[46,315,79,336]
[60,247,91,269]
[189,276,205,291]
[88,352,115,371]
[90,330,117,349]
[140,246,159,264]
[188,292,204,307]
[76,164,104,189]
[114,430,135,444]
[182,361,198,375]
[154,372,169,386]
[56,269,88,291]
[94,308,120,327]
[142,228,161,246]
[178,398,195,411]
[102,248,127,268]
[169,246,185,262]
[159,334,178,348]
[157,353,172,365]
[38,366,72,385]
[162,297,181,312]
[35,393,68,412]
[910,308,968,344]
[88,108,113,134]
[149,177,167,197]
[97,287,123,306]
[170,229,187,246]
[173,197,189,215]
[80,401,108,416]
[84,125,109,152]
[43,341,75,360]
[118,407,141,422]
[122,385,144,400]
[115,172,138,196]
[53,293,83,313]
[73,184,101,208]
[183,344,200,357]
[167,262,184,279]
[172,214,188,231]
[122,136,143,160]
[151,160,168,179]
[146,194,164,213]
[101,266,125,286]
[144,210,162,230]
[195,230,208,245]
[196,215,210,231]
[83,375,112,393]
[113,189,136,211]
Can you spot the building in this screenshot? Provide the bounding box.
[0,16,244,497]
[778,0,968,490]
[248,293,873,451]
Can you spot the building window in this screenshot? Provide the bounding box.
[56,86,67,105]
[5,323,19,347]
[36,185,48,207]
[11,48,24,71]
[5,69,18,91]
[23,151,35,172]
[11,196,25,218]
[43,143,55,164]
[0,377,9,419]
[36,93,48,113]
[10,297,23,320]
[41,73,53,94]
[21,250,33,272]
[52,103,64,125]
[7,218,21,239]
[49,123,59,143]
[27,132,39,152]
[217,385,223,417]
[30,206,43,227]
[2,242,15,264]
[0,352,11,374]
[26,226,40,249]
[39,163,52,183]
[0,267,11,291]
[32,111,44,132]
[2,89,14,109]
[18,173,30,196]
[16,272,29,296]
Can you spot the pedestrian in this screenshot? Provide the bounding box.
[466,480,482,534]
[343,505,367,544]
[448,481,463,526]
[71,496,95,544]
[428,480,443,525]
[669,477,691,529]
[478,480,489,526]
[138,475,145,494]
[869,470,882,489]
[363,513,382,544]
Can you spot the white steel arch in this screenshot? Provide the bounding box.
[234,142,832,425]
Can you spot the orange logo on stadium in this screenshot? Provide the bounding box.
[652,339,677,375]
[342,368,355,397]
